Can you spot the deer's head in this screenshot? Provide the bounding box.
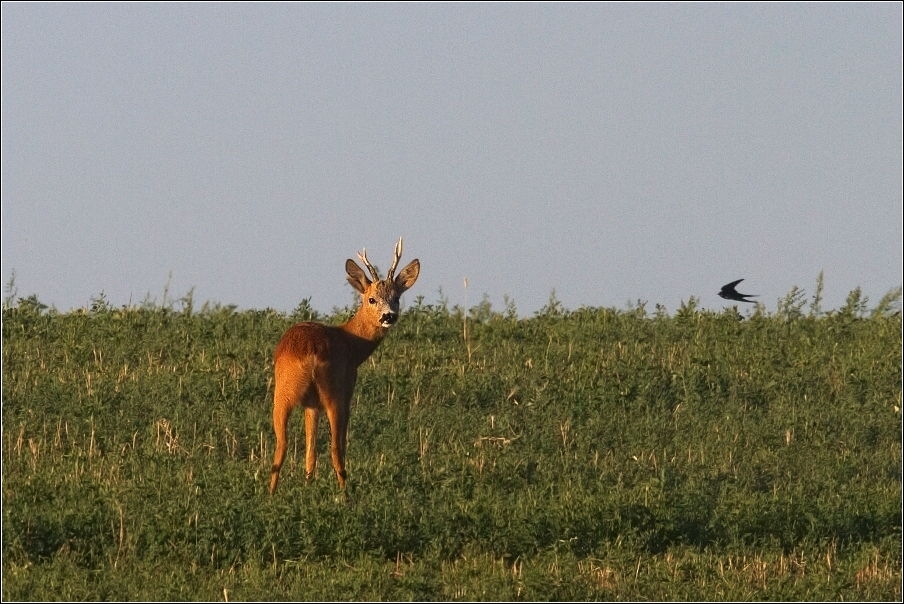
[345,238,419,328]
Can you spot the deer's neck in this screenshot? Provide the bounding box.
[338,312,388,367]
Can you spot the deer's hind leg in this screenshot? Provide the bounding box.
[270,364,313,495]
[270,400,291,494]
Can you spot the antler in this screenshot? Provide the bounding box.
[356,248,381,282]
[387,237,403,281]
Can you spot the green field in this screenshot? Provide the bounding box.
[2,283,901,600]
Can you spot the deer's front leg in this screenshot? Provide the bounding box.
[325,402,350,491]
[304,406,320,480]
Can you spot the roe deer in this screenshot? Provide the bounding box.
[269,238,419,495]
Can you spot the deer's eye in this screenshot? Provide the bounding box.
[368,297,377,305]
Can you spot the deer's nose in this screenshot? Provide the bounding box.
[380,312,397,325]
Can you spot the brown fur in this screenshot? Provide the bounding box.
[269,241,419,495]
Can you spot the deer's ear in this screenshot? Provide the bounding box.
[394,259,420,293]
[346,259,371,294]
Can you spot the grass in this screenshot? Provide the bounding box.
[2,283,901,600]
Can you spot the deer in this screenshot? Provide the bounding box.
[269,237,419,496]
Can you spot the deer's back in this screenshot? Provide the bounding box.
[273,322,337,367]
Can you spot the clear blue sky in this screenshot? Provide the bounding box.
[2,3,901,315]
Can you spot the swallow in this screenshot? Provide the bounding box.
[718,279,758,303]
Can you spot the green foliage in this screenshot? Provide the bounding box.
[809,271,825,317]
[2,286,901,600]
[871,286,903,319]
[778,286,807,321]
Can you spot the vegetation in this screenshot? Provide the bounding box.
[2,280,901,600]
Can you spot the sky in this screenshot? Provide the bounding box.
[2,3,902,316]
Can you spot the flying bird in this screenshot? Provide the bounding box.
[718,279,758,303]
